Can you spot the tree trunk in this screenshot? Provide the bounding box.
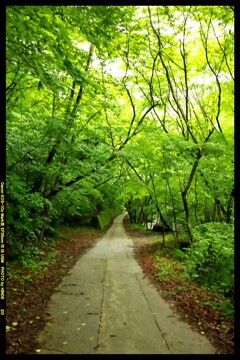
[181,191,193,242]
[38,204,50,247]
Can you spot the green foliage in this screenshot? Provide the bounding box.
[218,298,234,319]
[6,3,234,288]
[149,237,234,320]
[171,248,187,260]
[154,250,187,282]
[97,208,122,229]
[203,298,234,319]
[6,248,59,285]
[11,245,57,271]
[6,175,54,254]
[185,222,234,297]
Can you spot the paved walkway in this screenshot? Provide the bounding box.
[35,214,216,354]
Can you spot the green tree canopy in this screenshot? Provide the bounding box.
[6,5,234,254]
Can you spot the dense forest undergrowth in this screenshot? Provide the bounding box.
[5,215,234,354]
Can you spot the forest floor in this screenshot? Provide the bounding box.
[5,217,234,355]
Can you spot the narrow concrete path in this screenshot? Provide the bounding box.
[36,214,216,354]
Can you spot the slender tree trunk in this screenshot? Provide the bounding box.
[194,176,199,224]
[166,179,178,245]
[38,204,50,247]
[181,192,193,242]
[181,147,202,242]
[226,187,234,223]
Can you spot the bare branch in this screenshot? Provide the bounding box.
[199,18,223,133]
[210,20,234,81]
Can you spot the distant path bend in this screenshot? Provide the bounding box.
[36,214,216,354]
